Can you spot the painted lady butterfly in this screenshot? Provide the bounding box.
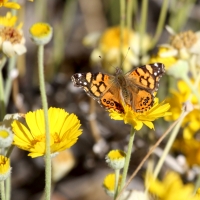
[71,63,165,113]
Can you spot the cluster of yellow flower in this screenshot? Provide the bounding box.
[150,28,200,168]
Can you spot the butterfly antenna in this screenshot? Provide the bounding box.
[120,47,130,70]
[99,55,118,72]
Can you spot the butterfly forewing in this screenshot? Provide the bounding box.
[72,72,112,99]
[71,72,124,112]
[126,63,165,92]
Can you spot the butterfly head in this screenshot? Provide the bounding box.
[115,67,124,75]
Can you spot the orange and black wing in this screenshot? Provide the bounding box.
[126,63,165,92]
[125,63,165,112]
[71,72,124,113]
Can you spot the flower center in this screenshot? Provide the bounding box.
[29,23,51,38]
[31,133,60,145]
[170,30,197,49]
[31,135,45,145]
[52,133,60,143]
[108,150,126,160]
[0,130,9,138]
[0,27,22,44]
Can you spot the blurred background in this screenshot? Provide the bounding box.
[1,0,200,199]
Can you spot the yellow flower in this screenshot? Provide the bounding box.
[147,171,199,200]
[103,173,116,192]
[166,80,200,166]
[164,83,186,122]
[29,23,53,45]
[0,125,13,148]
[0,12,26,57]
[182,109,200,139]
[103,173,122,197]
[149,47,178,70]
[0,155,11,181]
[164,91,182,121]
[109,98,171,130]
[0,12,18,27]
[177,80,199,105]
[0,0,20,9]
[106,149,126,170]
[12,107,82,158]
[165,80,200,137]
[195,188,200,198]
[173,138,200,166]
[84,26,151,73]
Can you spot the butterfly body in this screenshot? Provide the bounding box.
[71,63,165,113]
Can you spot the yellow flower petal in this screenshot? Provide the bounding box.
[2,1,20,9]
[147,172,199,200]
[0,155,11,181]
[149,47,178,70]
[109,98,171,130]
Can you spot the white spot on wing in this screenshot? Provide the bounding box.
[154,63,158,67]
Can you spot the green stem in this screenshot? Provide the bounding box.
[119,127,135,192]
[1,181,5,200]
[120,0,125,67]
[114,169,120,199]
[0,71,5,120]
[139,0,148,56]
[6,145,14,158]
[132,0,138,30]
[0,56,7,121]
[153,111,187,179]
[5,176,10,200]
[169,0,195,32]
[126,0,133,30]
[189,55,197,79]
[5,56,16,106]
[11,0,17,16]
[194,174,200,194]
[150,0,169,49]
[35,0,47,21]
[38,45,51,200]
[192,72,200,194]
